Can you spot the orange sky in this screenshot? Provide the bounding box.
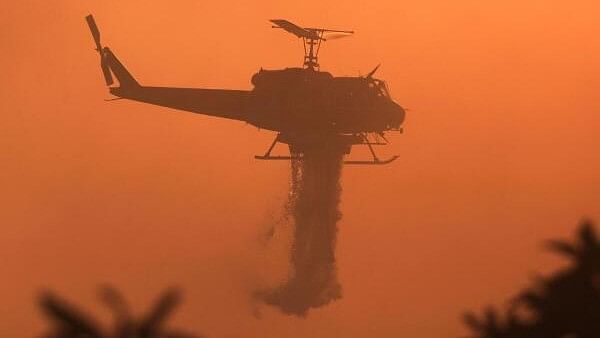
[1,1,599,337]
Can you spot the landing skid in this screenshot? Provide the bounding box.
[255,132,399,165]
[255,155,398,165]
[254,155,298,160]
[344,155,399,165]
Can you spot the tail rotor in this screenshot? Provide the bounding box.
[85,14,114,86]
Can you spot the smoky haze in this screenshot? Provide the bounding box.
[2,1,600,338]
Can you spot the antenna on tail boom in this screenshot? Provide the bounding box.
[270,19,354,70]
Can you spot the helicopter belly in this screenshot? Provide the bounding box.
[245,93,404,133]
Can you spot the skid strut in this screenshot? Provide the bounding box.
[255,134,299,160]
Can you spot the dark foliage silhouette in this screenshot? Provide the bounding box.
[464,220,600,338]
[39,286,200,338]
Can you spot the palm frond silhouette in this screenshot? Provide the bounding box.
[464,220,600,338]
[39,286,201,338]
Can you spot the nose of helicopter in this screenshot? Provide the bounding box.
[389,101,406,129]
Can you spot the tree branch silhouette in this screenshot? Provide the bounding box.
[38,287,201,338]
[464,220,600,338]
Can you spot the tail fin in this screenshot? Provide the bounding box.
[102,47,139,88]
[85,14,140,88]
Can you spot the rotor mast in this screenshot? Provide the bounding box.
[302,32,323,70]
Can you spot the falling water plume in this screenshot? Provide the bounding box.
[258,145,345,316]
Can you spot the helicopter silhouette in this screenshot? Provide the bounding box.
[85,15,406,164]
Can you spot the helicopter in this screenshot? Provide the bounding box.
[85,15,406,164]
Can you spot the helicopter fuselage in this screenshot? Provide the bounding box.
[246,68,405,134]
[109,66,405,137]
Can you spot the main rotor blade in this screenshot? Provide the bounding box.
[85,15,102,52]
[270,19,317,39]
[307,28,354,34]
[323,32,353,40]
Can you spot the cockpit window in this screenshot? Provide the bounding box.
[369,79,390,98]
[380,81,392,98]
